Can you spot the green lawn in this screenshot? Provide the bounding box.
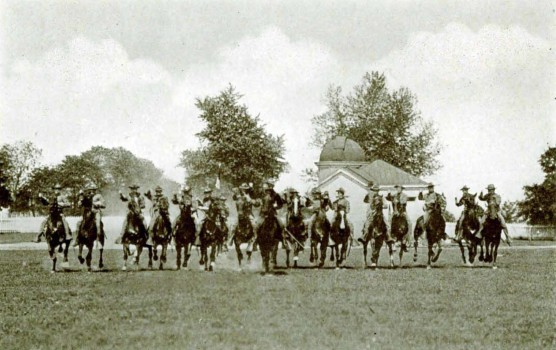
[0,246,554,349]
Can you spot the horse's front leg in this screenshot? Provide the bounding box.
[235,241,243,269]
[159,244,167,270]
[86,244,93,272]
[432,239,442,263]
[492,241,499,269]
[387,241,394,268]
[147,246,153,269]
[209,243,216,271]
[122,244,128,271]
[176,243,182,270]
[78,244,85,265]
[49,244,57,273]
[458,240,467,265]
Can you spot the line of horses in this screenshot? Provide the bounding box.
[40,196,505,273]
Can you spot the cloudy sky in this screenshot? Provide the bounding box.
[0,0,554,210]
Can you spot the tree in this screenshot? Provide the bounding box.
[502,201,520,223]
[179,86,287,190]
[0,154,12,207]
[518,147,556,225]
[312,72,442,177]
[0,141,42,202]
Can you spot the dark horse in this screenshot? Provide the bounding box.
[120,209,149,271]
[76,213,105,272]
[257,212,281,274]
[456,196,483,265]
[173,205,196,270]
[361,196,389,268]
[482,203,503,269]
[330,209,351,268]
[231,212,255,271]
[199,216,221,271]
[284,196,307,268]
[43,210,71,273]
[390,210,409,268]
[414,203,446,269]
[148,208,173,270]
[309,207,331,268]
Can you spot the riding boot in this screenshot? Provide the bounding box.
[357,229,369,244]
[503,227,512,246]
[34,232,43,243]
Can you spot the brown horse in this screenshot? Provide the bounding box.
[330,210,351,268]
[284,196,307,268]
[148,211,172,270]
[120,211,149,271]
[309,208,331,268]
[173,205,196,270]
[360,195,390,268]
[43,211,71,273]
[414,203,446,269]
[231,213,255,270]
[257,213,281,274]
[390,211,409,268]
[199,217,221,271]
[456,197,483,265]
[482,203,503,269]
[76,213,104,272]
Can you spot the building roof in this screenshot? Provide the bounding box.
[319,136,366,162]
[319,159,427,188]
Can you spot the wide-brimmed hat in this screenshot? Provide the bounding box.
[85,182,97,190]
[460,185,469,191]
[371,185,380,192]
[203,187,212,193]
[336,187,345,194]
[290,188,298,194]
[394,184,404,190]
[155,186,163,193]
[129,184,140,190]
[239,183,250,190]
[427,183,434,188]
[367,181,374,188]
[182,185,191,193]
[487,184,496,190]
[265,180,275,188]
[52,184,63,190]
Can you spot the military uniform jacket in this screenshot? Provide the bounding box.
[120,192,146,215]
[456,193,476,210]
[333,198,350,214]
[479,192,501,210]
[172,193,194,212]
[261,190,284,217]
[39,194,70,216]
[386,192,408,214]
[419,192,446,211]
[233,193,254,217]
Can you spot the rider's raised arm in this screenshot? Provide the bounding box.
[119,192,129,202]
[38,194,49,206]
[385,192,394,202]
[171,193,180,205]
[345,200,351,214]
[144,190,153,201]
[478,191,488,202]
[418,191,424,201]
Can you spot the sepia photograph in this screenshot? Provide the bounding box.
[0,1,554,349]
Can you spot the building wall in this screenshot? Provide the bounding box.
[319,173,428,238]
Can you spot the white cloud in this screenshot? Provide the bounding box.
[371,23,554,206]
[174,27,339,191]
[1,37,198,180]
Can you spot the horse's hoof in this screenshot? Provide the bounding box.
[88,267,92,272]
[426,265,431,270]
[99,262,104,269]
[148,264,153,270]
[61,261,70,269]
[159,264,163,270]
[199,259,205,265]
[492,266,497,270]
[78,256,85,265]
[153,255,158,261]
[50,270,55,274]
[122,266,127,271]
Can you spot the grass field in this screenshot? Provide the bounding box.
[0,244,554,349]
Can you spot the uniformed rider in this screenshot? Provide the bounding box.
[35,184,72,243]
[116,184,147,244]
[454,185,476,242]
[477,184,511,245]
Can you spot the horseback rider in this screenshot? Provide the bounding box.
[418,183,446,236]
[306,189,332,235]
[196,187,221,245]
[386,184,411,251]
[217,193,229,252]
[260,180,285,245]
[230,183,258,248]
[332,187,353,244]
[454,185,477,242]
[35,184,72,243]
[285,188,307,222]
[74,182,106,246]
[145,186,172,242]
[116,184,147,244]
[359,183,389,243]
[477,184,512,245]
[171,185,196,233]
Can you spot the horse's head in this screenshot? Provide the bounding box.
[372,195,384,215]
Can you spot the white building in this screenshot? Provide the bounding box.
[316,136,429,235]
